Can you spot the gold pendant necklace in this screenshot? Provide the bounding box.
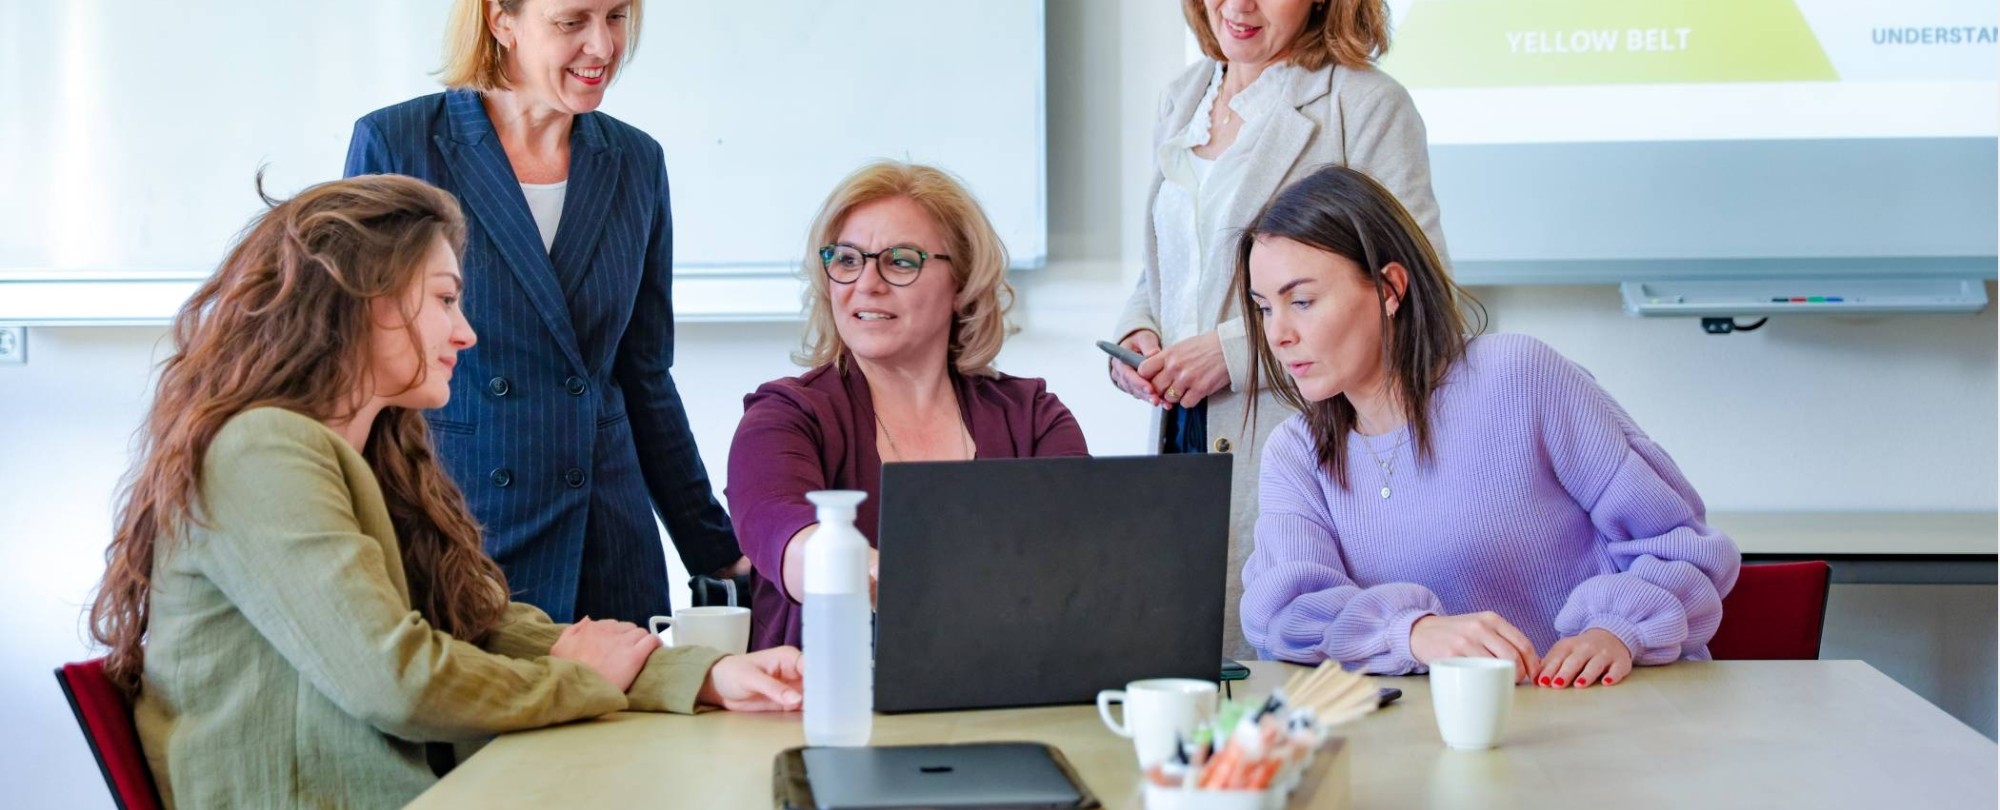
[876,412,973,462]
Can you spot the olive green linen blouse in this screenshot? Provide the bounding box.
[134,407,726,809]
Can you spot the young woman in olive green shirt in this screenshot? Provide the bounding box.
[88,173,803,809]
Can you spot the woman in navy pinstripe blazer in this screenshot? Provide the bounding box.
[343,0,747,625]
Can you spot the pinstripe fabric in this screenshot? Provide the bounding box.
[343,90,740,624]
[1240,335,1741,673]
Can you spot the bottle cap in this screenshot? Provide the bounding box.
[806,489,867,516]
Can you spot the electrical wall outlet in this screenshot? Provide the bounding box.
[0,327,24,365]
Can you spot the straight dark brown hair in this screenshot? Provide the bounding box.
[1235,164,1487,489]
[90,173,510,692]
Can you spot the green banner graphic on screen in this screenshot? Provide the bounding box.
[1383,0,1839,87]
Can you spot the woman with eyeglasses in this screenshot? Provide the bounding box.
[725,161,1090,651]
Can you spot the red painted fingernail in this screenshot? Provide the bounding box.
[1553,678,1565,687]
[1578,679,1591,687]
[1604,677,1616,685]
[1537,676,1549,687]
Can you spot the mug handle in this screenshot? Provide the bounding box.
[1096,690,1131,738]
[648,615,675,637]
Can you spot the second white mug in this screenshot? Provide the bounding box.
[1428,657,1516,750]
[648,606,751,656]
[1096,677,1219,769]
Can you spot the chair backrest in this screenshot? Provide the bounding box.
[688,573,753,608]
[54,658,164,810]
[1708,561,1832,661]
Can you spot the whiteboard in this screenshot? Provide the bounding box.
[0,1,1046,312]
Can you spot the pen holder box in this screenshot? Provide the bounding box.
[1140,738,1349,810]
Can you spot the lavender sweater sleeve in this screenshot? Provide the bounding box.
[1240,336,1739,672]
[1241,421,1444,674]
[1530,344,1741,664]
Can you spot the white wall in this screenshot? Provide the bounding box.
[2,1,1993,805]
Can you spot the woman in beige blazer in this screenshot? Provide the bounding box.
[88,174,803,810]
[1110,0,1450,658]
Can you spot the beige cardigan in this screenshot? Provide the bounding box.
[1114,60,1450,658]
[135,407,726,809]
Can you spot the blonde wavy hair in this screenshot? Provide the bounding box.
[1183,0,1390,71]
[439,0,645,91]
[794,161,1015,377]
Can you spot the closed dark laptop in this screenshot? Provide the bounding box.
[874,454,1230,713]
[799,743,1083,809]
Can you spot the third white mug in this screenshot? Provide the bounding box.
[1428,657,1516,750]
[648,606,751,656]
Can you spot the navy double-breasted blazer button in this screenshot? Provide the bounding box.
[565,376,587,396]
[564,468,586,488]
[488,377,511,396]
[490,468,513,488]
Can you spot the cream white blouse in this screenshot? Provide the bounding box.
[1151,62,1303,345]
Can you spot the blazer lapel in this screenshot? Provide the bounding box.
[549,113,621,300]
[436,91,586,372]
[1230,66,1331,235]
[1199,66,1333,319]
[1159,64,1214,148]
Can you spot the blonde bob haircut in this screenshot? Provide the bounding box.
[795,161,1016,378]
[439,0,645,91]
[1182,0,1390,71]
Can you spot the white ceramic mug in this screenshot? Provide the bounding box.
[648,606,751,656]
[1428,657,1516,750]
[1096,678,1219,768]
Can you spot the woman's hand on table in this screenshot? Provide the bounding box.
[1137,332,1230,409]
[1536,628,1633,688]
[699,647,805,712]
[551,617,660,692]
[868,548,880,609]
[1109,330,1165,406]
[1410,612,1540,684]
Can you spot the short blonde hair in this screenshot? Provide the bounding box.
[1182,0,1389,71]
[795,161,1015,377]
[438,0,645,91]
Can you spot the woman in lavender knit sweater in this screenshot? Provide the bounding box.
[1235,165,1740,689]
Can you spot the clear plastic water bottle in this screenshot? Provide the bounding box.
[803,490,872,746]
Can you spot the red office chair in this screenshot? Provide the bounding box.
[54,658,164,810]
[1707,561,1832,660]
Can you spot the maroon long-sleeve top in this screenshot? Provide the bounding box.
[726,360,1090,650]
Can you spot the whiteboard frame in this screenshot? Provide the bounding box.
[0,269,812,326]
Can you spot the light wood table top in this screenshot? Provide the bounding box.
[412,660,1996,809]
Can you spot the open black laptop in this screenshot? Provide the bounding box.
[873,454,1231,713]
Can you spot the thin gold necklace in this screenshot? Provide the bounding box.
[876,411,973,462]
[1218,66,1250,126]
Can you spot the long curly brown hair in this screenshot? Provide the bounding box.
[89,173,510,692]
